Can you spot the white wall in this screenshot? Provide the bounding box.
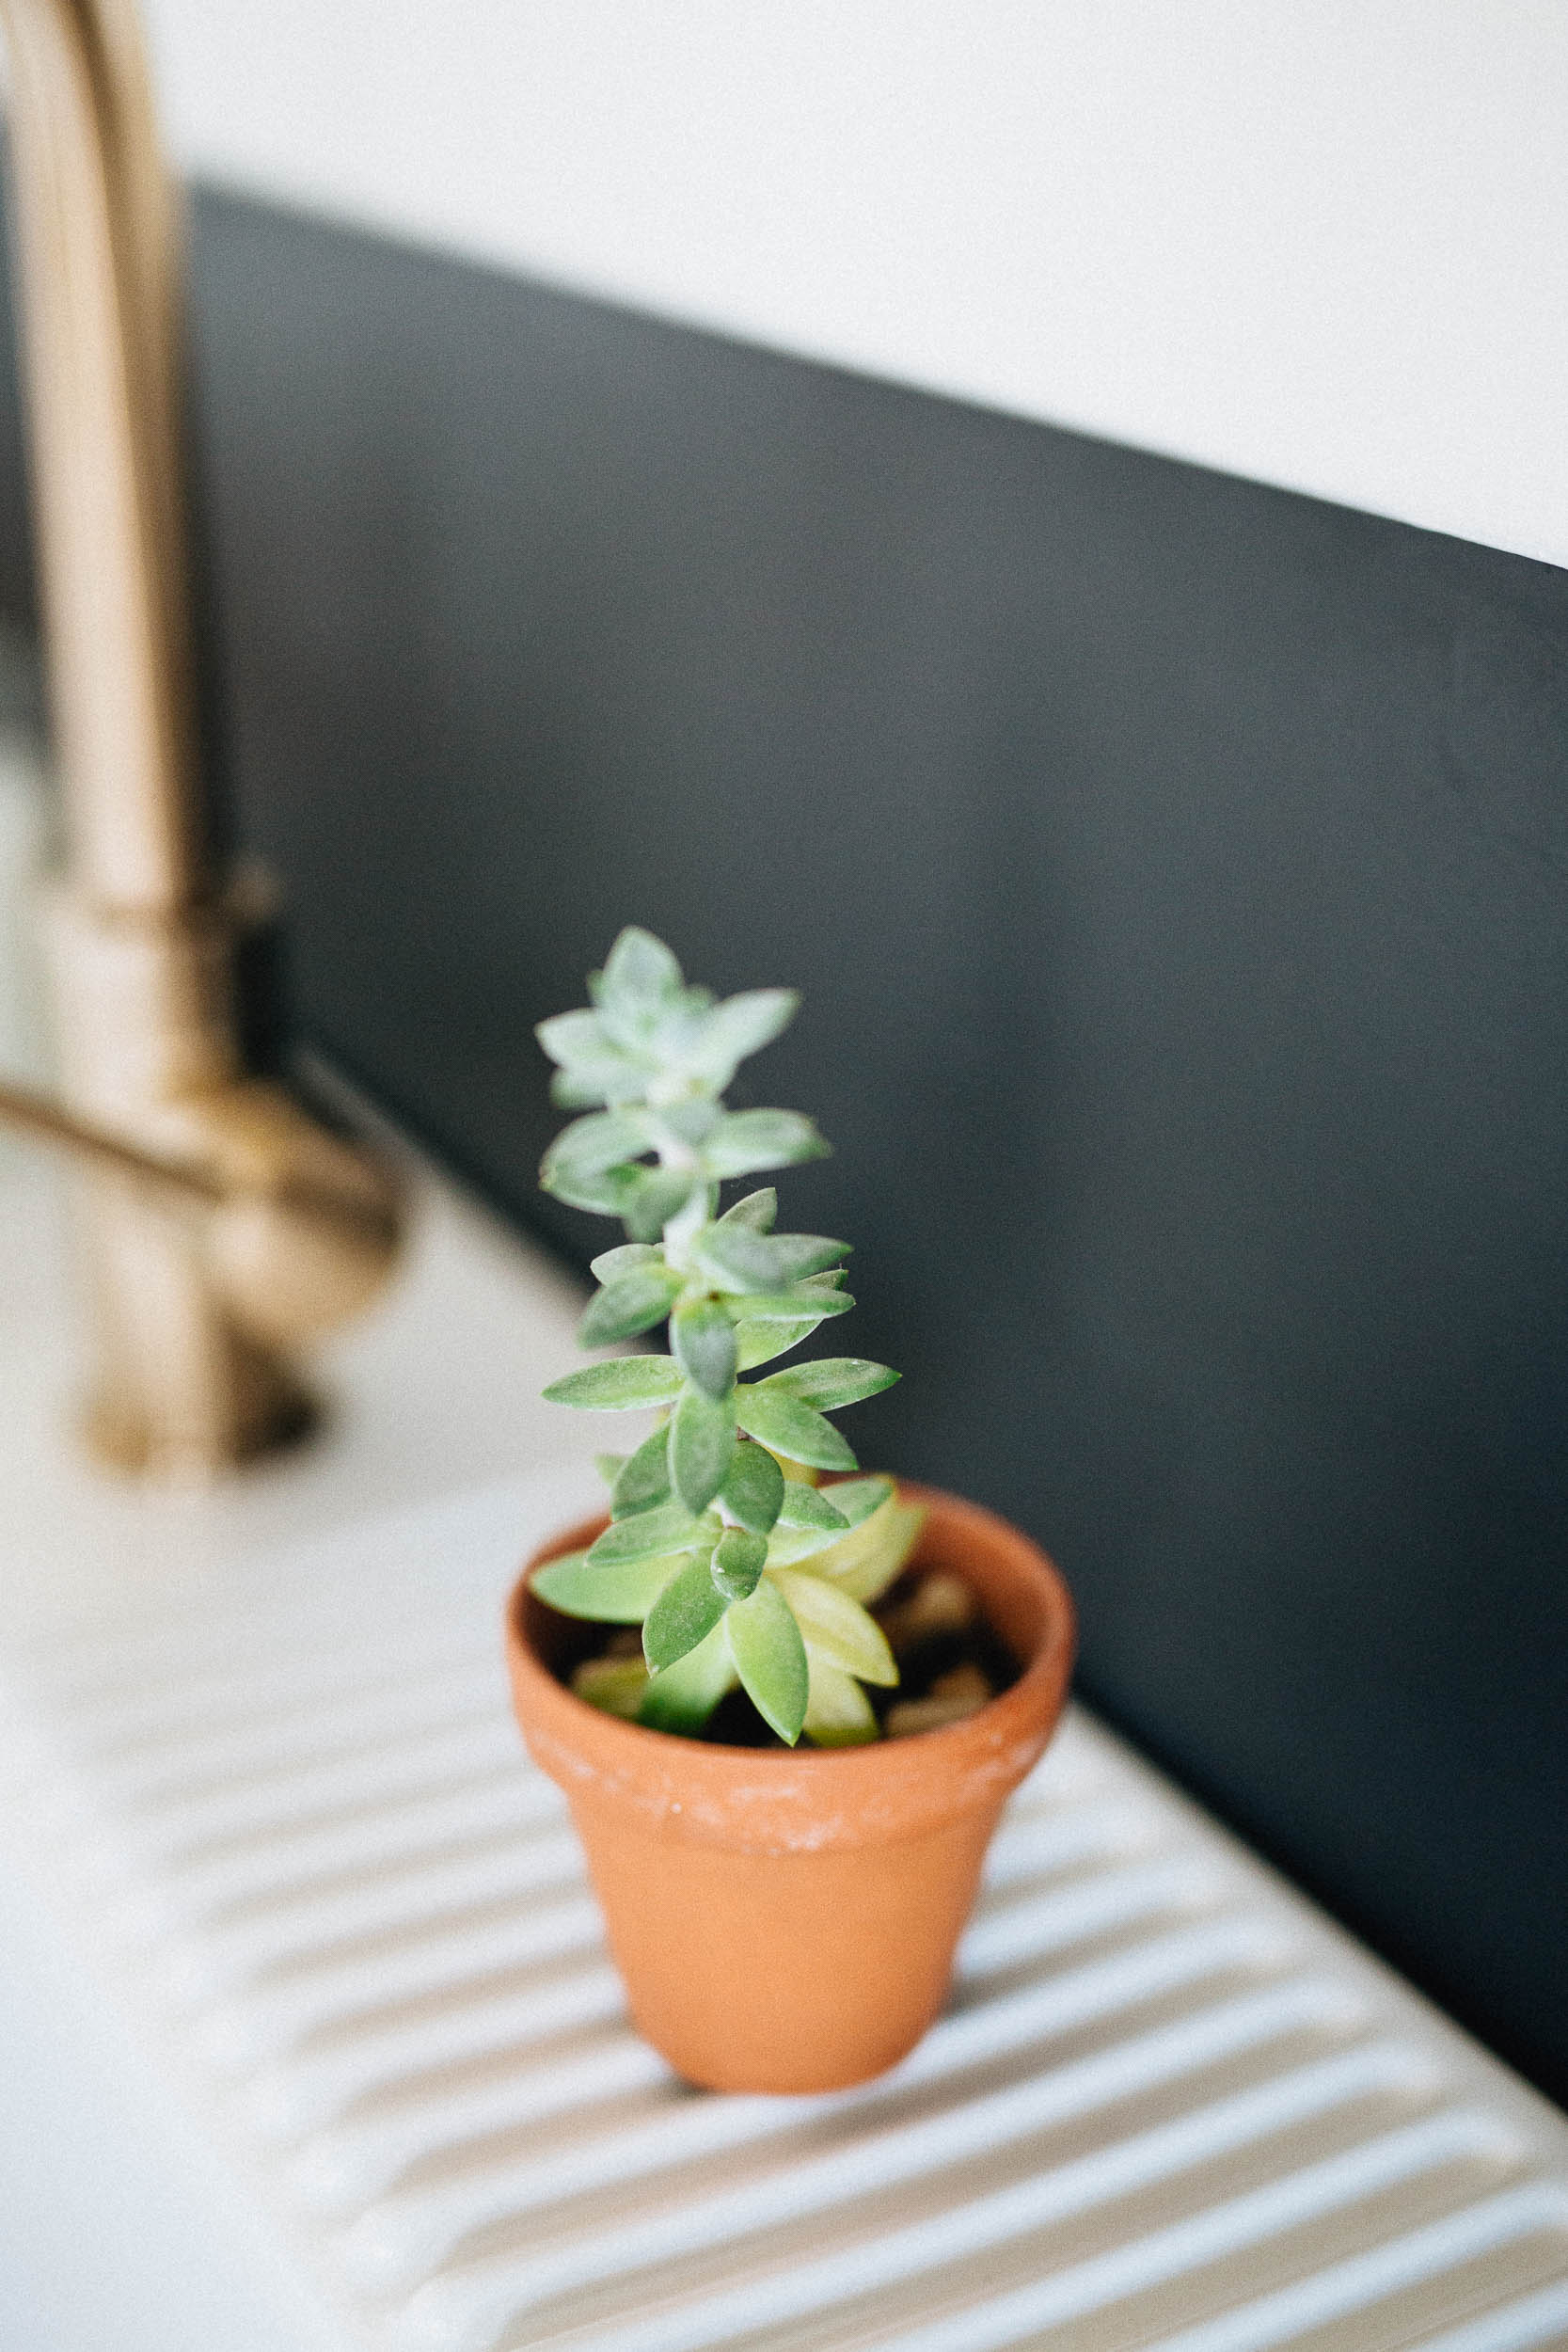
[142,1,1568,571]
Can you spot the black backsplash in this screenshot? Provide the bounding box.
[4,183,1565,2106]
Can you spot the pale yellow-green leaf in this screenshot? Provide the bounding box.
[760,1520,841,1567]
[801,1654,879,1746]
[570,1655,649,1719]
[800,1492,926,1605]
[769,1567,899,1686]
[763,1447,819,1485]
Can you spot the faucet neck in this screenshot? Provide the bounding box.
[2,0,205,914]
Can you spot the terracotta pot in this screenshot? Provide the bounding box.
[504,1482,1075,2093]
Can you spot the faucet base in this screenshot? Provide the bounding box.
[40,881,391,1483]
[80,1359,319,1482]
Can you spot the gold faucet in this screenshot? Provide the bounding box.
[1,0,403,1474]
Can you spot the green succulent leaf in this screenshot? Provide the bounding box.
[718,1186,777,1232]
[671,1298,738,1400]
[726,1285,854,1325]
[726,1576,810,1744]
[702,1109,830,1180]
[594,1452,627,1490]
[573,1656,650,1719]
[718,1438,785,1535]
[541,1162,638,1216]
[550,1070,613,1110]
[535,1009,652,1105]
[620,1166,697,1243]
[734,1313,832,1370]
[543,1357,684,1411]
[587,1501,711,1565]
[801,1656,879,1747]
[653,1098,721,1148]
[765,1235,852,1281]
[589,1242,663,1284]
[819,1473,896,1528]
[690,1222,783,1294]
[734,1384,858,1472]
[765,1476,872,1563]
[676,990,799,1088]
[594,927,686,1037]
[806,1489,925,1605]
[761,1357,900,1411]
[535,1007,610,1070]
[578,1266,682,1346]
[540,1109,649,1194]
[769,1566,898,1685]
[765,1478,911,1579]
[531,1547,687,1623]
[775,1481,849,1532]
[710,1525,768,1600]
[610,1423,674,1517]
[670,1384,736,1514]
[643,1552,729,1673]
[765,1518,853,1565]
[693,1227,851,1294]
[638,1619,736,1735]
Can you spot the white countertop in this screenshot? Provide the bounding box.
[4,1136,1567,2352]
[0,1142,617,2349]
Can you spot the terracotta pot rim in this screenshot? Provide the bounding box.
[506,1481,1076,1853]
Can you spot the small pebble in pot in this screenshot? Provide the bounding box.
[884,1660,994,1739]
[879,1572,976,1660]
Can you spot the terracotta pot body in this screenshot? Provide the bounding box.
[505,1483,1075,2093]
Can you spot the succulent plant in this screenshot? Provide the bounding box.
[535,928,923,1744]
